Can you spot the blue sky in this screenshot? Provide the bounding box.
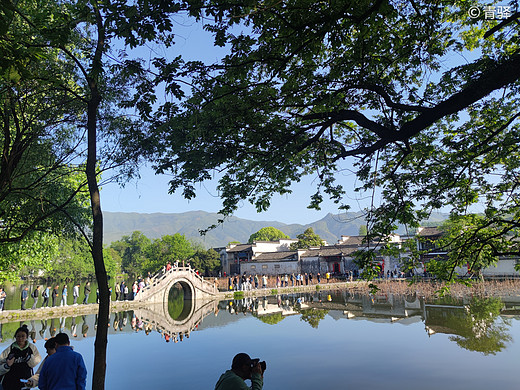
[99,16,374,224]
[100,163,368,225]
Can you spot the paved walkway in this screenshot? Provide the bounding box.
[0,281,370,323]
[0,300,145,323]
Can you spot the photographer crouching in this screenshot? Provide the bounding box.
[214,353,265,390]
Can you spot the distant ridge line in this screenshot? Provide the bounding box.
[103,210,448,248]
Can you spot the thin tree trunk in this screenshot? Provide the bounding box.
[87,2,109,389]
[86,92,109,390]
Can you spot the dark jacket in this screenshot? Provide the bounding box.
[38,346,86,390]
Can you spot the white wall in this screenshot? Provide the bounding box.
[482,259,520,276]
[240,261,299,275]
[252,240,298,255]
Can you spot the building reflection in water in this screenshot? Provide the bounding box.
[0,290,517,354]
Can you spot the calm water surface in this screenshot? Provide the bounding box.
[0,290,518,389]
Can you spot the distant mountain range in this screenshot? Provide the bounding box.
[103,210,449,248]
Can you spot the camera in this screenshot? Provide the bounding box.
[250,358,267,372]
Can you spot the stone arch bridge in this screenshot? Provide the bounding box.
[133,298,219,340]
[135,266,218,304]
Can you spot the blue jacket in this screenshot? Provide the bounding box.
[38,346,87,390]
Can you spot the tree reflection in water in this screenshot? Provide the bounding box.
[297,308,329,329]
[0,292,515,356]
[449,297,512,355]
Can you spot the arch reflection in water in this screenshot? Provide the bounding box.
[0,292,517,354]
[167,282,194,322]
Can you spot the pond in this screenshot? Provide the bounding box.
[0,289,518,389]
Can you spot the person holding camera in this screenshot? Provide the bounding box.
[214,353,264,390]
[0,325,42,390]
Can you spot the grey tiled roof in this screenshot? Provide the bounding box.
[300,245,359,258]
[417,227,442,237]
[227,244,253,253]
[338,236,366,245]
[253,251,298,261]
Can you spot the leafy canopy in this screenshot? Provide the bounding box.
[144,0,520,281]
[0,0,91,244]
[248,227,290,243]
[290,228,324,249]
[110,231,219,276]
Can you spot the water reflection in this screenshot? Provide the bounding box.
[0,291,518,355]
[167,283,193,321]
[425,297,513,355]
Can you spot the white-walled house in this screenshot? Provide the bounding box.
[239,251,300,275]
[219,228,520,278]
[415,226,520,278]
[300,245,359,274]
[222,239,299,275]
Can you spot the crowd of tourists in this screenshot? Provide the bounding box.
[0,274,155,312]
[0,325,86,390]
[226,271,348,291]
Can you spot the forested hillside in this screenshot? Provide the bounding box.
[104,211,448,247]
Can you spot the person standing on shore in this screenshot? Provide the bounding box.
[42,287,50,307]
[82,282,91,304]
[114,282,120,301]
[31,286,40,309]
[132,282,138,300]
[0,288,6,311]
[31,286,41,309]
[120,281,126,300]
[21,287,29,310]
[72,283,80,305]
[51,286,59,307]
[60,286,67,307]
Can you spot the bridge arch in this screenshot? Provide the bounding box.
[136,266,218,305]
[166,280,195,323]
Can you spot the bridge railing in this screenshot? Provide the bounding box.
[136,264,218,301]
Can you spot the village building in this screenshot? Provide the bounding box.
[239,251,300,275]
[300,234,404,276]
[221,239,298,275]
[300,245,359,275]
[416,226,520,277]
[416,226,448,262]
[218,227,520,278]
